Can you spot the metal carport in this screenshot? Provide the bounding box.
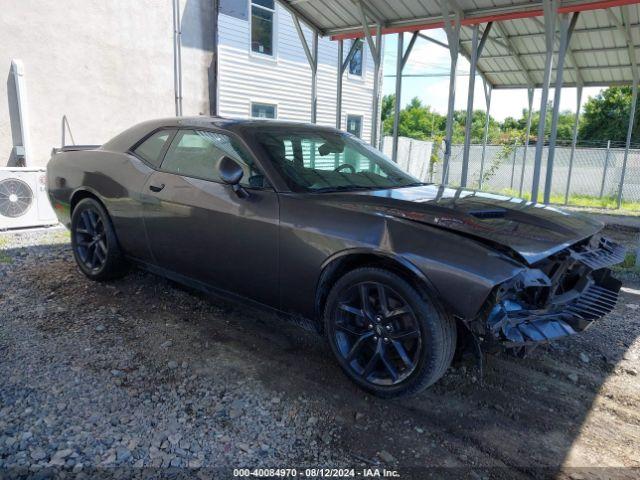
[275,0,640,207]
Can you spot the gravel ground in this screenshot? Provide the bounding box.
[1,226,639,479]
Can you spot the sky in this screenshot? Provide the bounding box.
[381,30,603,122]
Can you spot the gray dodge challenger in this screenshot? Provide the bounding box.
[47,117,626,397]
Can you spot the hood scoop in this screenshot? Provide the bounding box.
[468,208,507,220]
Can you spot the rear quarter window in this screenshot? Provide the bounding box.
[133,130,174,167]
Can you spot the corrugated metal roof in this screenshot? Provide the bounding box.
[278,0,640,88]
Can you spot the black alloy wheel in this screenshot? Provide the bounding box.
[71,198,127,281]
[333,281,421,385]
[75,208,108,273]
[325,268,456,397]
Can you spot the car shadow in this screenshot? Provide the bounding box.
[1,239,639,478]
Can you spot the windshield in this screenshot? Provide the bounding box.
[254,128,422,193]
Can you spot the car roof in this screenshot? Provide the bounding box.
[148,116,336,130]
[102,116,340,153]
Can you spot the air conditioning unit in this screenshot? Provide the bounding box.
[0,168,58,230]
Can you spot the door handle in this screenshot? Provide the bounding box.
[149,183,165,192]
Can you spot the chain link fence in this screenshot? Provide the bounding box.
[382,136,640,205]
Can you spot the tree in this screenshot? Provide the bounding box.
[505,104,575,144]
[452,110,501,143]
[579,86,640,143]
[382,97,445,140]
[381,94,395,128]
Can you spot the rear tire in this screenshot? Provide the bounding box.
[324,267,456,398]
[71,198,127,281]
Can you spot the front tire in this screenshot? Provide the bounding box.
[71,198,127,281]
[324,267,456,398]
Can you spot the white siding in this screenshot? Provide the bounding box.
[218,3,376,140]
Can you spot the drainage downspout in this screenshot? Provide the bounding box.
[11,59,31,166]
[172,0,183,116]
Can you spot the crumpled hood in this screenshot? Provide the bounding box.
[323,185,604,265]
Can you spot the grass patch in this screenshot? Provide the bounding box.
[52,229,71,243]
[613,251,639,271]
[498,189,640,213]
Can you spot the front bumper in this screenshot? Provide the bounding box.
[480,236,625,349]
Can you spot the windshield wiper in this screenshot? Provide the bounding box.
[311,185,380,193]
[402,182,429,187]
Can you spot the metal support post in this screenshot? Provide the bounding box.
[510,140,518,189]
[441,4,461,185]
[616,5,639,208]
[462,23,493,187]
[392,33,404,162]
[519,86,535,197]
[311,32,318,123]
[336,40,343,129]
[172,0,183,116]
[372,25,382,147]
[544,12,579,203]
[461,25,479,187]
[293,15,319,123]
[531,0,558,203]
[336,40,361,130]
[479,79,492,189]
[617,73,638,207]
[392,32,419,163]
[356,1,382,147]
[600,140,611,198]
[564,85,583,204]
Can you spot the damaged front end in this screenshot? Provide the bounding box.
[473,236,626,355]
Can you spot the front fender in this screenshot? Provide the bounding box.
[382,218,526,320]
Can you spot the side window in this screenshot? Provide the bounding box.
[132,130,173,167]
[161,130,264,187]
[348,40,363,76]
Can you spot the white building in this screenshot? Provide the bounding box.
[218,0,377,140]
[0,0,378,170]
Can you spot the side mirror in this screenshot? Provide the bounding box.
[219,156,249,198]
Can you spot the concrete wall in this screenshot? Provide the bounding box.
[0,0,377,169]
[0,0,215,168]
[218,3,376,139]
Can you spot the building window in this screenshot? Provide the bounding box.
[346,115,363,138]
[251,102,277,119]
[348,39,363,76]
[251,0,275,56]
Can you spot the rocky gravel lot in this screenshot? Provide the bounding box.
[1,226,639,479]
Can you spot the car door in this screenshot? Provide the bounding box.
[141,128,280,308]
[111,128,177,263]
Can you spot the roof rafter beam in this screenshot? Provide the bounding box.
[477,44,640,60]
[275,0,323,36]
[358,1,386,27]
[327,0,640,39]
[532,16,583,86]
[608,6,638,77]
[457,24,494,89]
[460,23,640,43]
[482,63,634,74]
[415,29,494,89]
[493,22,536,87]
